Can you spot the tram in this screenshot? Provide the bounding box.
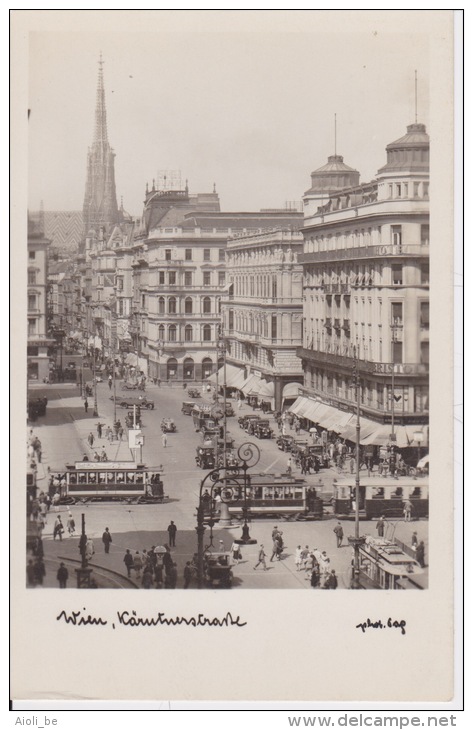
[358,535,425,590]
[203,473,324,520]
[51,461,166,504]
[332,477,429,519]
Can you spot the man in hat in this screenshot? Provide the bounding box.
[254,545,268,571]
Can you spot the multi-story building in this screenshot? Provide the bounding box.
[295,122,430,449]
[222,224,304,411]
[27,216,54,381]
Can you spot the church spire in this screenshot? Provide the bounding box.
[94,52,109,145]
[82,54,119,239]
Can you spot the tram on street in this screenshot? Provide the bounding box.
[358,535,425,589]
[51,461,166,504]
[332,477,429,519]
[203,473,324,520]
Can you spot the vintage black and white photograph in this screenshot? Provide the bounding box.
[12,9,457,704]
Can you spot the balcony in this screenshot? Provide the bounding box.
[333,318,341,330]
[300,243,429,264]
[297,347,429,377]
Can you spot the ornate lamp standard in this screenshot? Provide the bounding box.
[348,347,365,588]
[195,442,259,588]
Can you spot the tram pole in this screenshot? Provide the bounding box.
[349,347,364,589]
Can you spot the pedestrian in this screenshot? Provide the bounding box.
[123,549,133,577]
[270,538,280,562]
[162,433,167,448]
[411,531,418,549]
[231,541,241,564]
[403,499,413,522]
[52,491,61,512]
[254,544,268,571]
[416,541,426,568]
[333,521,344,548]
[376,515,386,537]
[167,521,177,547]
[184,561,193,588]
[107,426,114,443]
[57,562,69,588]
[167,562,178,589]
[323,569,338,589]
[286,456,293,475]
[238,398,242,410]
[97,422,103,439]
[26,560,36,587]
[33,557,46,586]
[118,426,124,441]
[141,566,153,588]
[66,511,76,536]
[319,551,331,583]
[85,538,95,563]
[108,375,113,390]
[310,563,320,588]
[100,447,108,462]
[294,545,303,572]
[133,551,143,579]
[88,432,94,448]
[102,527,113,554]
[157,379,161,388]
[162,546,173,576]
[53,515,64,541]
[84,398,89,413]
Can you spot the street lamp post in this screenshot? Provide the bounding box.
[92,345,99,418]
[75,513,93,588]
[413,429,423,471]
[348,346,365,589]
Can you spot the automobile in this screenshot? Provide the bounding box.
[253,419,273,439]
[224,403,235,417]
[195,445,216,470]
[245,417,264,435]
[237,414,252,429]
[27,396,48,421]
[188,388,201,398]
[306,443,330,469]
[276,434,296,452]
[181,401,195,416]
[193,405,215,431]
[161,417,177,433]
[216,449,240,469]
[117,396,154,410]
[191,552,233,588]
[200,423,221,441]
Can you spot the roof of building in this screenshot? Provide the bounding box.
[30,211,83,250]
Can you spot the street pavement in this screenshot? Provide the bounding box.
[27,380,429,589]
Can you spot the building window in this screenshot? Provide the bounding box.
[159,271,165,285]
[185,325,193,342]
[203,271,211,286]
[168,271,176,285]
[28,294,36,311]
[158,324,165,341]
[203,249,210,261]
[183,271,192,287]
[395,183,402,198]
[392,341,403,364]
[272,276,277,299]
[28,318,36,336]
[28,270,36,285]
[168,297,177,314]
[228,310,234,333]
[203,296,211,314]
[158,297,165,314]
[203,324,211,341]
[168,325,177,342]
[421,224,430,246]
[423,183,429,199]
[219,249,225,262]
[271,314,277,340]
[391,225,402,247]
[421,263,429,285]
[413,182,420,197]
[185,297,193,314]
[218,271,225,286]
[165,249,172,261]
[420,341,429,364]
[388,184,393,199]
[29,251,36,260]
[141,294,146,308]
[420,302,429,328]
[391,302,403,326]
[392,264,403,286]
[415,386,429,413]
[185,249,192,261]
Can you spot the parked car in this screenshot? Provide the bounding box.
[191,552,233,588]
[188,388,201,398]
[125,410,142,428]
[253,419,273,439]
[161,418,177,433]
[181,401,195,415]
[276,434,296,452]
[245,417,264,435]
[195,445,216,470]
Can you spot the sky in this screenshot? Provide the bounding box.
[25,11,434,217]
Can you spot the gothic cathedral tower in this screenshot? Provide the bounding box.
[82,54,119,237]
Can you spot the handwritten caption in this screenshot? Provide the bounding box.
[355,617,407,635]
[57,608,247,629]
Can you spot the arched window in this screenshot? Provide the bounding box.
[203,324,211,342]
[185,297,193,314]
[203,296,211,314]
[158,324,165,341]
[202,357,213,378]
[183,357,194,380]
[168,325,177,342]
[158,297,165,314]
[168,297,177,314]
[185,325,193,342]
[167,358,177,379]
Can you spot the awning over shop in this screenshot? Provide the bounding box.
[240,374,261,395]
[282,382,302,401]
[208,364,247,389]
[360,423,428,447]
[248,379,275,398]
[288,396,306,416]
